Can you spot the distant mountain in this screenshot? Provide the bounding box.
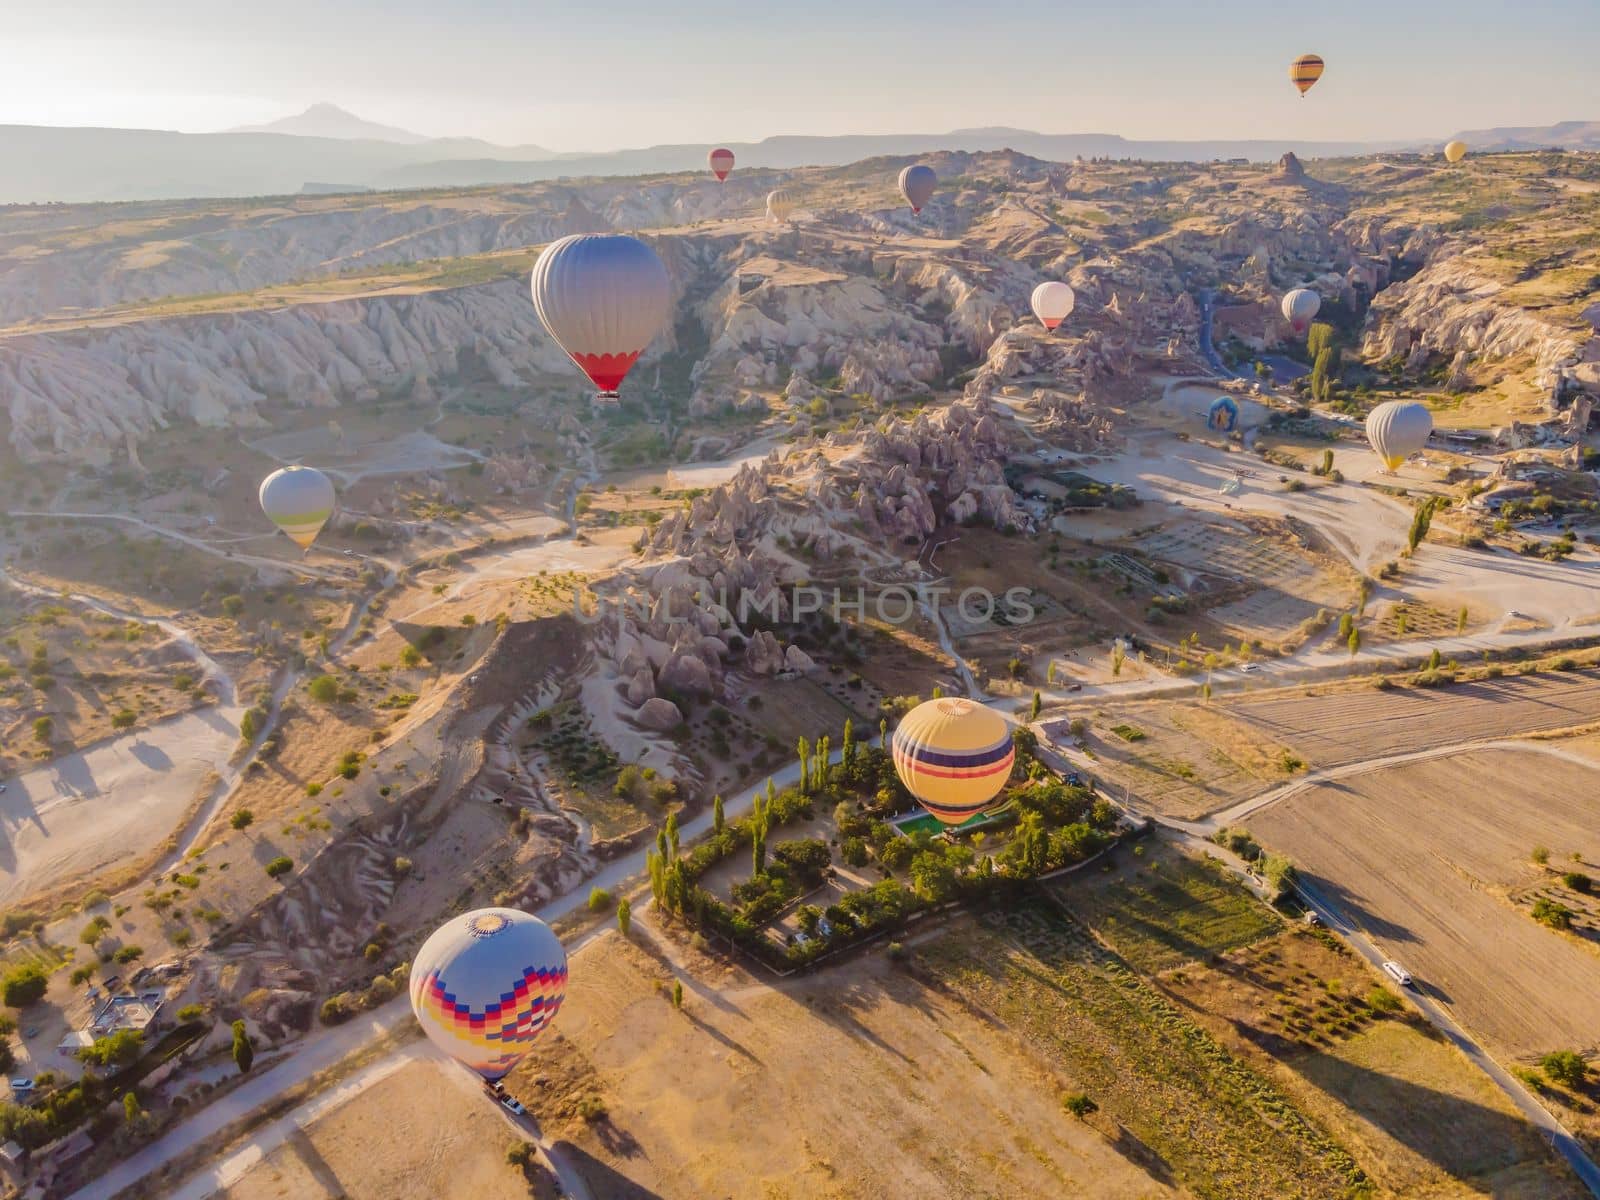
[0,118,1592,205]
[1446,120,1600,152]
[231,103,433,144]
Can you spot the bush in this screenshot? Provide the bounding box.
[1532,898,1574,931]
[320,995,352,1025]
[111,709,137,730]
[2,965,48,1008]
[265,856,294,879]
[230,809,254,831]
[1063,1093,1099,1119]
[1540,1050,1589,1089]
[576,1095,608,1122]
[587,888,613,913]
[113,945,143,964]
[1366,987,1402,1014]
[307,674,339,703]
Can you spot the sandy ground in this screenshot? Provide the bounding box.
[214,1055,537,1200]
[0,702,244,904]
[516,931,1180,1200]
[1248,748,1600,1058]
[1224,670,1600,770]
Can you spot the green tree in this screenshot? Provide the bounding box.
[400,644,423,668]
[1029,690,1042,721]
[1064,1093,1099,1119]
[307,674,339,703]
[31,716,52,744]
[841,718,856,770]
[79,1029,143,1069]
[1347,628,1361,657]
[671,980,684,1010]
[220,594,245,618]
[124,1091,142,1124]
[910,851,958,902]
[752,831,767,878]
[796,738,810,795]
[617,896,632,938]
[712,793,724,836]
[230,808,254,831]
[1338,612,1354,639]
[3,965,47,1008]
[1310,347,1333,403]
[1111,643,1125,677]
[1540,1050,1589,1089]
[1408,497,1441,553]
[666,811,680,860]
[231,1020,255,1074]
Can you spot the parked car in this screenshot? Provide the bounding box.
[1239,663,1259,673]
[1303,911,1322,927]
[500,1095,526,1116]
[9,1079,32,1094]
[1382,960,1414,988]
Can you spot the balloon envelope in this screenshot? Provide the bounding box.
[1365,400,1433,471]
[766,188,797,223]
[259,465,335,550]
[1030,281,1076,330]
[891,698,1014,826]
[1290,53,1324,96]
[1443,140,1467,164]
[531,235,671,396]
[1207,394,1240,432]
[708,147,735,181]
[898,164,937,214]
[1281,288,1321,335]
[409,908,568,1081]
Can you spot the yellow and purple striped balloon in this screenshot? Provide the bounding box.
[892,698,1014,826]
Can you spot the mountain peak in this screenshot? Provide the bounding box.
[230,104,432,145]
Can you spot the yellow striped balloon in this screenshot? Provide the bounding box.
[1290,53,1324,97]
[891,698,1014,826]
[259,465,335,550]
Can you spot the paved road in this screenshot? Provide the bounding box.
[1295,874,1600,1198]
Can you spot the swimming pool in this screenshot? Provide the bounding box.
[892,806,1010,838]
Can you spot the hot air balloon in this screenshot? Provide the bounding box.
[898,164,937,215]
[1207,394,1239,433]
[891,698,1014,827]
[530,234,671,399]
[1365,400,1433,471]
[1443,140,1467,164]
[1030,281,1076,331]
[1281,287,1321,335]
[259,465,335,551]
[1290,53,1324,97]
[410,908,568,1081]
[766,188,797,223]
[708,148,735,181]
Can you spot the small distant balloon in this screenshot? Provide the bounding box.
[898,164,937,215]
[259,465,335,551]
[708,148,735,181]
[1281,288,1321,335]
[766,188,797,223]
[1443,140,1467,164]
[1290,53,1324,97]
[1030,281,1076,331]
[530,234,671,399]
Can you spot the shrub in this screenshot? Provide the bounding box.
[307,674,339,703]
[1063,1093,1099,1119]
[113,945,143,964]
[230,809,254,831]
[265,856,294,879]
[111,709,137,730]
[587,888,613,913]
[1540,1050,1589,1089]
[1366,987,1402,1014]
[576,1095,608,1122]
[2,965,47,1008]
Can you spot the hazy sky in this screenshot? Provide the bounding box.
[2,0,1594,149]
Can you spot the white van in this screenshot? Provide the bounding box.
[1382,961,1413,988]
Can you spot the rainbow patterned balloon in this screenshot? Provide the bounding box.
[408,908,568,1080]
[891,698,1015,826]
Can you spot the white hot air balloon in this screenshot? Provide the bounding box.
[409,908,568,1081]
[1030,281,1076,331]
[1365,400,1433,471]
[766,188,797,223]
[1281,288,1321,335]
[530,234,671,400]
[898,164,937,214]
[259,465,335,551]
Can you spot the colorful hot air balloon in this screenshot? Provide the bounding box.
[531,234,671,399]
[1030,281,1076,331]
[259,465,335,551]
[1290,53,1324,97]
[1365,400,1433,471]
[1207,394,1240,432]
[409,908,568,1081]
[891,698,1014,827]
[1281,287,1321,335]
[898,164,937,215]
[708,148,735,181]
[1443,140,1467,164]
[766,188,797,223]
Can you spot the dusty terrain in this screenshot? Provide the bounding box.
[1248,748,1600,1058]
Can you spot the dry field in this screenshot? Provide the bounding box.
[1071,849,1580,1199]
[1248,748,1600,1058]
[218,1057,545,1200]
[513,930,1184,1200]
[1065,702,1307,820]
[1225,669,1600,769]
